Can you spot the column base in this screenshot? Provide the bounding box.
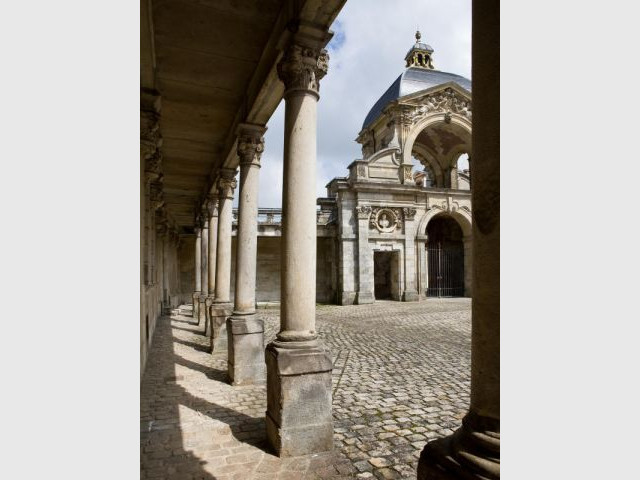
[339,291,356,305]
[209,303,232,354]
[355,291,375,304]
[402,290,420,302]
[227,314,265,385]
[418,412,500,480]
[192,292,201,320]
[203,296,215,337]
[197,294,208,325]
[265,341,333,457]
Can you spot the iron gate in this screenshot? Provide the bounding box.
[427,243,464,297]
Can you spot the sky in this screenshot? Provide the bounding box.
[253,0,471,208]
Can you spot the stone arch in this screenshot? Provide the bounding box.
[412,143,444,186]
[401,113,472,167]
[416,206,472,238]
[416,207,473,297]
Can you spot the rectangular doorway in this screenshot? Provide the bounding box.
[374,251,392,300]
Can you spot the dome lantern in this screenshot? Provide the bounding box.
[404,30,435,69]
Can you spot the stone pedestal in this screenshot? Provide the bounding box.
[209,303,232,353]
[265,343,333,457]
[204,296,214,337]
[227,314,266,385]
[339,291,356,305]
[192,291,200,320]
[402,290,419,302]
[356,291,375,304]
[198,294,207,325]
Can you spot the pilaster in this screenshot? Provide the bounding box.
[355,205,374,304]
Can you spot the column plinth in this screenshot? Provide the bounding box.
[265,342,333,457]
[265,41,333,457]
[228,123,267,385]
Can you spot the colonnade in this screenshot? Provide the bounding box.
[187,35,333,456]
[142,13,499,474]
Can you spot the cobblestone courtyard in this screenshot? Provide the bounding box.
[140,299,471,479]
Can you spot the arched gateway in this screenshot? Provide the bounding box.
[324,31,474,304]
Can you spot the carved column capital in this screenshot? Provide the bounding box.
[277,43,329,97]
[402,207,417,221]
[236,123,267,167]
[355,205,372,220]
[217,170,237,199]
[206,196,219,218]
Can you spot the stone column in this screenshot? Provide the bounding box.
[204,196,218,337]
[193,225,201,321]
[402,207,419,301]
[227,123,267,385]
[355,205,374,304]
[418,0,499,476]
[265,41,333,457]
[210,169,236,354]
[198,211,209,325]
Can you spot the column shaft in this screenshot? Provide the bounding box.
[208,202,218,296]
[194,230,202,293]
[215,182,234,302]
[278,91,318,339]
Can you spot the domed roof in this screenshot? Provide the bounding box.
[361,67,472,130]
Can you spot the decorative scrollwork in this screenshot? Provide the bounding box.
[355,205,372,220]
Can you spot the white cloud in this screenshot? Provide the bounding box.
[258,0,471,207]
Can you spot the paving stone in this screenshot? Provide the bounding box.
[140,299,471,478]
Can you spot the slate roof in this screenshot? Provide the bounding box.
[362,67,472,129]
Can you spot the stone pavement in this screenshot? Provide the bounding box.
[140,299,471,479]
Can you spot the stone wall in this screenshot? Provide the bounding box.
[228,236,336,304]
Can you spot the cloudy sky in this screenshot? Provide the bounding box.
[253,0,471,208]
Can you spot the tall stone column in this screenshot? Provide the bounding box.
[210,169,236,354]
[402,207,419,301]
[228,123,267,385]
[204,196,218,337]
[418,0,499,476]
[198,211,209,325]
[355,205,374,304]
[265,41,333,457]
[193,225,202,321]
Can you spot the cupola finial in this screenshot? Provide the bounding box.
[415,29,421,42]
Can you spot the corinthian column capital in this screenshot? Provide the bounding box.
[277,43,329,97]
[217,169,237,199]
[206,196,218,218]
[236,123,267,167]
